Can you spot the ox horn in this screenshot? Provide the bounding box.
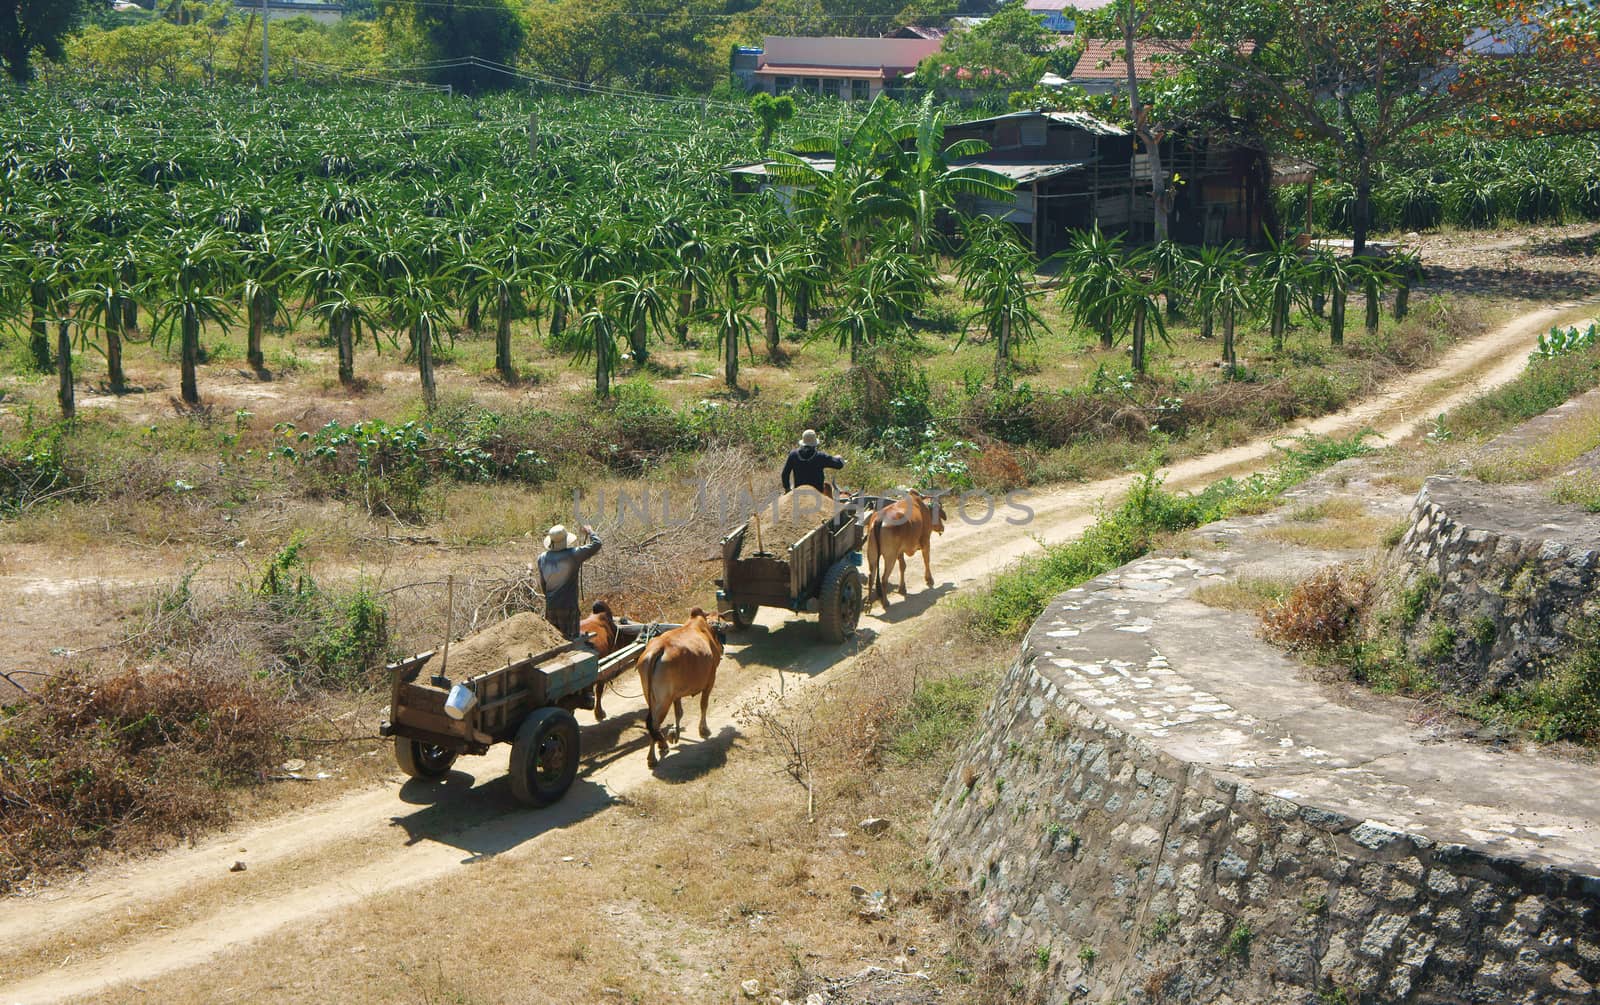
[715,609,736,620]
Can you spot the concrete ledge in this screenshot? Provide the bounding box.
[929,491,1600,1003]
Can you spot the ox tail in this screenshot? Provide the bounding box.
[639,646,667,749]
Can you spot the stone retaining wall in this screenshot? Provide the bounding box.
[1389,476,1600,692]
[928,599,1600,1004]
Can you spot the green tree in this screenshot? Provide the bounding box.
[1183,0,1600,253]
[1,0,108,83]
[376,0,525,92]
[752,92,795,154]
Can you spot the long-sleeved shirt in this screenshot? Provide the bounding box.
[781,446,844,493]
[538,534,602,638]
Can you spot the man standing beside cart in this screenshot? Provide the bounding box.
[538,523,602,640]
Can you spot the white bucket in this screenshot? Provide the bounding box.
[443,682,478,721]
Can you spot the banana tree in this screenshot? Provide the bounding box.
[956,216,1048,383]
[146,230,238,407]
[882,93,1015,257]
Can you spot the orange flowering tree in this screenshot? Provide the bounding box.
[1181,0,1599,252]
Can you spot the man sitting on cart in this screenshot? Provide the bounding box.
[781,429,845,497]
[538,523,602,640]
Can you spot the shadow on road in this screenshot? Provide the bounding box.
[861,581,955,626]
[389,775,616,863]
[650,724,742,784]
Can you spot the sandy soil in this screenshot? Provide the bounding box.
[0,292,1593,1003]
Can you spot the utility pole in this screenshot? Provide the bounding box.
[260,0,269,91]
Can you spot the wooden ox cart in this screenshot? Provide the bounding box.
[380,620,673,806]
[714,494,880,643]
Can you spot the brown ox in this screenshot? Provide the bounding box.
[581,600,620,721]
[635,607,727,768]
[864,490,945,611]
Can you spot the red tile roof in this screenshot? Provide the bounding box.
[1070,39,1183,82]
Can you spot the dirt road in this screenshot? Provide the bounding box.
[0,301,1591,1005]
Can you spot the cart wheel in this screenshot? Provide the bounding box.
[509,706,581,807]
[818,560,863,643]
[394,737,458,780]
[730,603,759,629]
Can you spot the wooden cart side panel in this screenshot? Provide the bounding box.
[790,524,824,600]
[392,681,470,741]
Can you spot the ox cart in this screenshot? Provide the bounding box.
[714,494,880,642]
[380,620,673,806]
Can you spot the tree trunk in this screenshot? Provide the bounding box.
[56,321,74,419]
[764,286,780,359]
[792,284,809,333]
[1351,164,1373,257]
[106,297,126,393]
[180,309,201,406]
[495,288,514,380]
[1364,276,1380,335]
[631,313,649,366]
[595,324,611,398]
[416,320,436,410]
[1271,288,1287,352]
[465,296,480,333]
[1222,303,1236,371]
[336,314,355,387]
[247,289,267,370]
[549,302,565,343]
[1200,308,1214,342]
[995,314,1011,382]
[1311,290,1326,318]
[1131,303,1147,375]
[676,291,692,343]
[122,295,138,332]
[724,321,739,388]
[29,284,51,372]
[1099,323,1113,351]
[1330,288,1346,347]
[1394,281,1410,321]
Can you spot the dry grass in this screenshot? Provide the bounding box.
[1192,576,1295,613]
[0,666,293,893]
[1261,498,1392,551]
[1260,565,1375,652]
[1470,407,1600,483]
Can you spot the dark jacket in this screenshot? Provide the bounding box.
[781,445,844,493]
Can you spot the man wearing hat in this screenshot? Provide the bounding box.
[538,523,602,639]
[781,429,845,495]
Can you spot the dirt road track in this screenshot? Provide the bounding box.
[0,301,1591,1005]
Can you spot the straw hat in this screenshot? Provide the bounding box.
[798,429,819,447]
[543,524,574,550]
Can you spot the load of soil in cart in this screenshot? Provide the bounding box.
[745,488,838,554]
[441,612,571,678]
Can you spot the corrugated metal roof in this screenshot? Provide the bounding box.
[950,157,1090,184]
[1025,0,1116,9]
[753,66,893,79]
[948,109,1127,137]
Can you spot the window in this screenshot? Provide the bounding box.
[803,77,821,93]
[776,76,795,92]
[1021,118,1047,147]
[851,79,870,101]
[823,78,843,98]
